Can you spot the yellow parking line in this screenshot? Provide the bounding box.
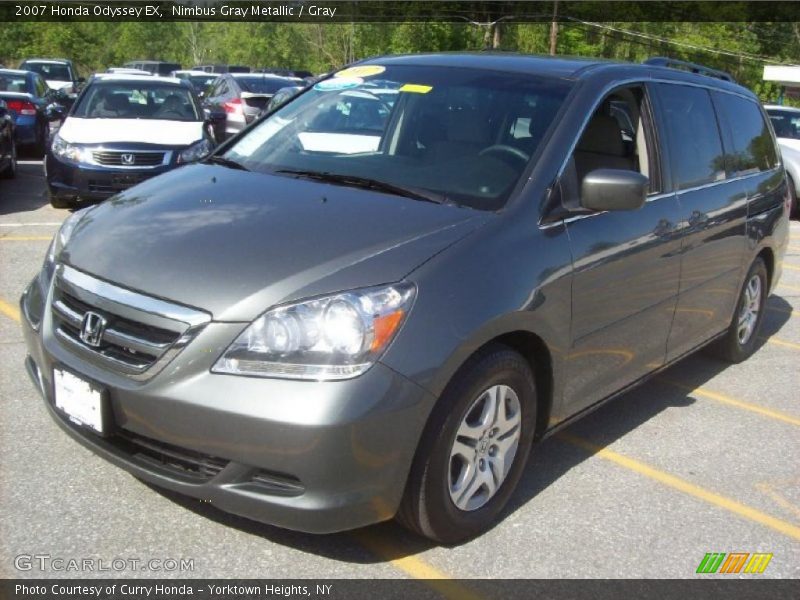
[785,264,800,272]
[779,283,800,292]
[559,433,800,541]
[0,298,21,323]
[661,380,800,427]
[0,236,52,241]
[352,531,483,599]
[762,336,800,352]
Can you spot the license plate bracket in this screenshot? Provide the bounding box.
[53,368,110,436]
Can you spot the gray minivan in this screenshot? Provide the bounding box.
[21,54,790,543]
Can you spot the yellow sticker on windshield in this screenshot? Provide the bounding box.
[335,65,386,78]
[399,84,432,94]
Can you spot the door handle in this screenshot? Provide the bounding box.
[688,210,709,228]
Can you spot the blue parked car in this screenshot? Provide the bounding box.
[0,69,64,155]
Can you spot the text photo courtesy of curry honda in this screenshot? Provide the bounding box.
[1,1,800,596]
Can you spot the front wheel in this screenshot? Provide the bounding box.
[397,345,537,544]
[710,257,768,363]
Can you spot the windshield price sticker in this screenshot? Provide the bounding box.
[314,77,364,91]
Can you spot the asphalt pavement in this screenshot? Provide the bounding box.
[0,161,798,582]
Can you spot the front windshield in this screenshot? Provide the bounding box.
[768,110,800,140]
[223,64,571,210]
[73,83,201,121]
[24,62,71,81]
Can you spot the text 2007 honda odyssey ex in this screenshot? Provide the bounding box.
[21,54,790,543]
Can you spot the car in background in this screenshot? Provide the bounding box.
[0,98,17,178]
[170,70,218,97]
[765,104,800,216]
[192,64,251,74]
[45,74,214,208]
[104,68,153,77]
[0,68,63,155]
[123,61,182,77]
[202,73,302,141]
[260,85,305,115]
[255,68,313,79]
[18,58,85,97]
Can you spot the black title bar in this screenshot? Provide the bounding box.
[4,1,800,23]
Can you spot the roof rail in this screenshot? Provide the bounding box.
[643,57,735,83]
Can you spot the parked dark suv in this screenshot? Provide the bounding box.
[20,54,789,543]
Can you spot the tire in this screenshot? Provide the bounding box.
[397,344,537,544]
[710,257,768,363]
[49,193,76,209]
[788,174,799,218]
[1,143,16,179]
[34,121,49,157]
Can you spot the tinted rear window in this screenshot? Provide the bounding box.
[656,83,725,191]
[237,77,297,94]
[713,92,778,176]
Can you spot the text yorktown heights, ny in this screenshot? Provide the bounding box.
[14,584,335,597]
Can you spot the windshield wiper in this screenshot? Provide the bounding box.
[205,155,249,171]
[275,169,452,205]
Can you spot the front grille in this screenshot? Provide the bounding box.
[51,265,210,379]
[92,151,166,167]
[111,429,229,482]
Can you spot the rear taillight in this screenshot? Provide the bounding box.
[223,98,243,115]
[6,100,37,116]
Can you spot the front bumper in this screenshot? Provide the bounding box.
[45,147,183,203]
[20,274,434,534]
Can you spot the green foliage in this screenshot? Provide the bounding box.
[1,20,798,100]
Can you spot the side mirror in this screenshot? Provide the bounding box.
[77,77,86,84]
[45,103,66,122]
[580,169,648,212]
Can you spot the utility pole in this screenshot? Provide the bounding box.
[549,0,559,55]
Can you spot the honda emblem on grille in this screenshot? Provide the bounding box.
[80,311,107,347]
[120,153,135,165]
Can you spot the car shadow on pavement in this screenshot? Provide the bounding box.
[145,296,793,562]
[0,161,51,216]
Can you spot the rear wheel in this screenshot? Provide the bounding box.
[710,257,767,363]
[1,143,16,179]
[34,121,49,157]
[397,344,537,544]
[788,174,798,218]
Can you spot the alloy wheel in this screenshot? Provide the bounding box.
[737,274,762,345]
[448,384,522,512]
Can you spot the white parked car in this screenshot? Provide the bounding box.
[45,74,215,208]
[765,104,800,216]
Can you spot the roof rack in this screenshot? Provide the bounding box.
[643,57,735,83]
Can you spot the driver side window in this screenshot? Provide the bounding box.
[562,85,659,211]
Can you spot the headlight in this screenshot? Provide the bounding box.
[213,282,416,380]
[178,139,214,163]
[51,134,86,164]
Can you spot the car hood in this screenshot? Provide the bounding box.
[778,138,800,153]
[62,164,489,321]
[45,80,73,91]
[58,117,204,146]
